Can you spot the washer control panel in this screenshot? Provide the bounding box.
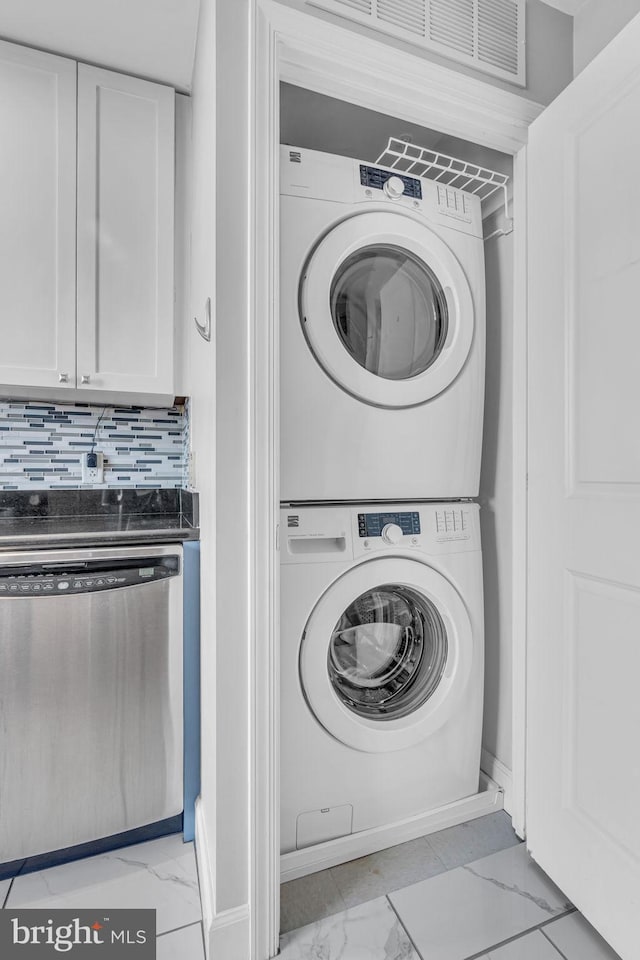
[280,504,480,562]
[351,504,479,556]
[359,164,422,199]
[358,511,421,538]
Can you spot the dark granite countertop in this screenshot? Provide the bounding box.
[0,489,199,551]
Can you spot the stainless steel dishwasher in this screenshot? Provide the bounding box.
[0,543,183,863]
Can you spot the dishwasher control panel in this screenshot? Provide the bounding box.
[0,555,180,596]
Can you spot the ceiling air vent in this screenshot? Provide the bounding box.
[336,0,373,10]
[307,0,525,86]
[378,0,427,36]
[430,0,474,57]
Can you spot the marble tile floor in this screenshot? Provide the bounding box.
[281,811,522,933]
[280,813,622,960]
[0,815,621,960]
[0,833,205,959]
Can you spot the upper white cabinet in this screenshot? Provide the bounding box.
[76,66,174,397]
[0,42,77,392]
[0,42,175,404]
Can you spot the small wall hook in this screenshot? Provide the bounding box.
[194,297,212,342]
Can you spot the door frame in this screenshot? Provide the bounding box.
[248,2,542,956]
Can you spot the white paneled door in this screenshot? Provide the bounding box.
[527,14,640,960]
[0,42,76,390]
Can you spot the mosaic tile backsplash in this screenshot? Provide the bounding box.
[0,400,188,490]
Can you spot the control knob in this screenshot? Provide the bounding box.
[381,523,403,545]
[383,176,405,199]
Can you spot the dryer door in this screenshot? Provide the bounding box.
[300,557,474,753]
[300,211,475,408]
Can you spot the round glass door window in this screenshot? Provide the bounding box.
[328,584,448,720]
[330,244,448,381]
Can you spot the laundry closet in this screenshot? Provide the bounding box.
[277,81,516,884]
[194,0,640,955]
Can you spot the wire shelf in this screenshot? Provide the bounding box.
[376,137,510,222]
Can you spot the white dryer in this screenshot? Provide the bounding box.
[280,501,484,861]
[280,146,486,502]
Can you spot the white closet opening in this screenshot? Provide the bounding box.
[278,80,516,902]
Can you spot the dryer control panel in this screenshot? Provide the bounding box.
[280,146,484,239]
[357,511,421,538]
[359,164,422,199]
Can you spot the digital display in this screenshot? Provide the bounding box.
[139,567,155,577]
[358,512,421,537]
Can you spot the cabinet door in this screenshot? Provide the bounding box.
[527,13,640,960]
[0,41,76,391]
[76,65,175,397]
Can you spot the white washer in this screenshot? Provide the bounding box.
[280,146,486,502]
[280,501,484,859]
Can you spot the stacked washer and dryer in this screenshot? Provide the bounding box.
[279,146,487,867]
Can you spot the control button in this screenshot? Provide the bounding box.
[9,585,18,592]
[363,539,370,549]
[43,583,54,591]
[20,585,30,592]
[411,537,418,545]
[96,579,106,586]
[383,176,405,199]
[57,581,69,591]
[32,584,42,591]
[381,523,403,545]
[107,577,117,584]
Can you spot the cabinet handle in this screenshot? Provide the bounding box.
[58,373,69,383]
[81,375,90,384]
[194,297,212,342]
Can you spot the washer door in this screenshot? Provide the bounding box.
[300,558,474,753]
[300,212,474,408]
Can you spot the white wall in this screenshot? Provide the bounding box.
[211,0,251,921]
[190,0,258,950]
[187,0,251,954]
[277,0,573,105]
[574,0,640,75]
[186,0,218,938]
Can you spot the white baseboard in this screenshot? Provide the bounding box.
[481,749,513,815]
[195,798,251,960]
[280,775,504,883]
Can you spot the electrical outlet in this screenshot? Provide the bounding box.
[82,451,104,484]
